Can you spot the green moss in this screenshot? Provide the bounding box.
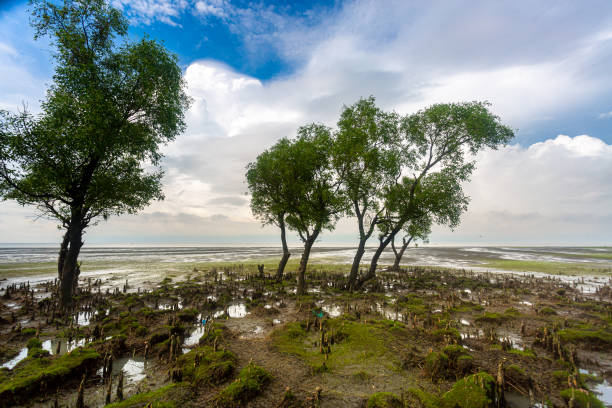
[26,337,42,350]
[20,328,36,337]
[560,388,604,408]
[508,348,536,358]
[441,372,496,408]
[424,351,449,380]
[272,319,399,373]
[539,307,557,315]
[406,387,440,408]
[177,346,237,386]
[198,323,226,346]
[431,328,461,343]
[475,312,509,325]
[215,363,271,407]
[0,347,100,405]
[558,328,612,350]
[366,392,403,408]
[104,382,192,408]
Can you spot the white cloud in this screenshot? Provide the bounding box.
[194,0,229,18]
[438,135,612,244]
[112,0,190,26]
[598,110,612,119]
[1,1,612,244]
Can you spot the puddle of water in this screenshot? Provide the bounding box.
[580,369,612,406]
[322,304,342,317]
[460,319,471,326]
[506,392,547,408]
[1,347,28,369]
[184,326,205,347]
[519,300,533,307]
[1,338,88,369]
[214,303,248,318]
[97,356,146,384]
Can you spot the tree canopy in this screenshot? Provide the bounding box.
[0,0,190,307]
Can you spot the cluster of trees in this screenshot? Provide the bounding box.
[0,0,190,308]
[246,97,514,294]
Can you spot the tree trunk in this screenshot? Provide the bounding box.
[276,216,291,280]
[347,238,366,290]
[296,229,320,296]
[59,217,84,309]
[356,226,400,289]
[58,230,70,279]
[392,236,412,271]
[347,207,377,291]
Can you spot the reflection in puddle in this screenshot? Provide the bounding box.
[184,326,205,347]
[580,369,612,406]
[214,303,248,318]
[322,305,342,317]
[97,356,146,384]
[1,338,87,369]
[2,347,28,369]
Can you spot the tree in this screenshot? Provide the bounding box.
[0,0,189,308]
[245,139,295,280]
[284,124,345,295]
[353,101,513,289]
[390,212,432,271]
[332,97,402,290]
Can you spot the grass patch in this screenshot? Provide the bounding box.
[560,388,605,408]
[177,346,237,386]
[479,259,612,276]
[366,391,403,408]
[271,318,400,374]
[104,383,192,408]
[215,363,271,407]
[0,347,100,405]
[558,328,612,350]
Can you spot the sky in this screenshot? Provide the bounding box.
[0,0,611,246]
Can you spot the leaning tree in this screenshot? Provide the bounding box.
[284,124,345,295]
[349,101,513,289]
[0,0,189,308]
[246,138,296,280]
[332,96,402,290]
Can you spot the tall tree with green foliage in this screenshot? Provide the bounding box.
[332,97,402,290]
[351,101,513,289]
[0,0,189,308]
[246,139,295,280]
[284,124,346,295]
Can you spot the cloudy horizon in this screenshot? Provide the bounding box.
[1,0,611,246]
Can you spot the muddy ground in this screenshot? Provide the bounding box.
[0,264,611,408]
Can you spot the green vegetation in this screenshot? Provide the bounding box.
[0,0,189,307]
[558,328,612,350]
[409,372,497,408]
[104,383,192,408]
[366,392,403,408]
[272,318,399,374]
[479,259,612,276]
[177,346,237,386]
[215,363,271,407]
[560,388,605,408]
[0,347,100,405]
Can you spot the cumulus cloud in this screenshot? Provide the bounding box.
[1,0,612,244]
[111,0,190,26]
[437,135,612,244]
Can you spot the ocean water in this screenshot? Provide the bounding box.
[0,245,610,292]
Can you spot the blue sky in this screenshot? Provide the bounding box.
[1,0,611,245]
